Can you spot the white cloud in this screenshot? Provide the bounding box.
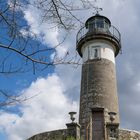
[0,74,79,140]
[22,2,68,58]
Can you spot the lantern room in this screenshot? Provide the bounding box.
[85,14,111,32]
[76,14,121,60]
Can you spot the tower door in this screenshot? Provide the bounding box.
[92,110,105,140]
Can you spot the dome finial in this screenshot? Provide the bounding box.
[93,6,103,15]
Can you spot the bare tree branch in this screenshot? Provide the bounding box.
[0,90,39,107]
[0,0,96,107]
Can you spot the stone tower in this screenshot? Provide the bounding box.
[76,14,121,140]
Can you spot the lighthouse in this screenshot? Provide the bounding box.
[76,13,121,140]
[28,12,140,140]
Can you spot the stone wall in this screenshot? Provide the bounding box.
[119,129,140,140]
[28,129,140,140]
[27,129,67,140]
[27,128,140,140]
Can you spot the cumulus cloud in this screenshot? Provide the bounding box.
[22,2,68,58]
[0,74,79,140]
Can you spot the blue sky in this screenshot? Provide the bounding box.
[1,0,140,140]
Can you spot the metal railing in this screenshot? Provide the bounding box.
[76,25,121,45]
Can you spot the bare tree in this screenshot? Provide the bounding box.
[0,0,97,74]
[0,0,97,107]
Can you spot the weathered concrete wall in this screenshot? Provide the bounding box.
[27,128,140,140]
[119,129,140,140]
[27,129,67,140]
[79,59,119,139]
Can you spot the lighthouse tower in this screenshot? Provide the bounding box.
[76,13,121,140]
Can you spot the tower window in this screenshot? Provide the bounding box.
[94,49,98,58]
[89,46,101,60]
[96,19,104,28]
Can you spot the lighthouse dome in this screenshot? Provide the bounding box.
[85,14,111,32]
